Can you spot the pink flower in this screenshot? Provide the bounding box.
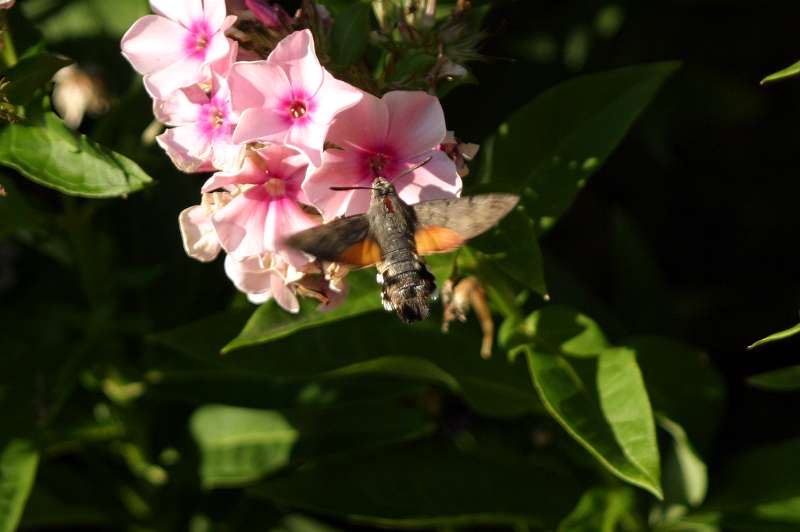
[225,253,302,311]
[154,73,243,172]
[202,145,318,265]
[121,0,237,99]
[228,29,362,166]
[303,90,462,219]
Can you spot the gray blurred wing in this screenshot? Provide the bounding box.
[412,194,520,239]
[283,215,372,264]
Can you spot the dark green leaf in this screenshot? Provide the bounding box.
[1,52,72,105]
[658,415,707,507]
[252,439,582,528]
[526,346,663,498]
[748,322,800,349]
[223,254,454,353]
[0,439,39,532]
[329,2,371,68]
[190,401,433,488]
[761,59,800,85]
[628,336,724,451]
[469,204,547,297]
[748,365,800,391]
[557,487,637,532]
[0,174,47,238]
[484,61,680,232]
[512,305,609,357]
[0,112,153,197]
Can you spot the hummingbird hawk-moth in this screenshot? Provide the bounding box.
[285,177,519,323]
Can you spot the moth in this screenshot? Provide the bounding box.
[285,177,519,323]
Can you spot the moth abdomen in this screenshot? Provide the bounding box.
[380,255,436,323]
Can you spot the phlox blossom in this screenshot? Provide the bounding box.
[155,73,243,172]
[228,29,362,166]
[121,0,236,99]
[303,90,462,219]
[225,253,303,311]
[202,145,318,266]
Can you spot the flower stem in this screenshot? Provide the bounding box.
[0,12,18,68]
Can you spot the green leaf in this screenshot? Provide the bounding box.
[658,415,708,507]
[483,61,680,232]
[1,52,72,105]
[252,439,582,528]
[748,322,800,349]
[526,346,663,498]
[175,313,540,419]
[748,365,800,392]
[761,59,800,85]
[513,305,610,357]
[223,254,453,353]
[597,347,661,495]
[329,1,371,68]
[0,112,153,197]
[0,174,47,238]
[190,401,433,488]
[469,204,548,297]
[557,487,637,532]
[0,439,39,532]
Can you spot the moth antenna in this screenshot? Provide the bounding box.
[330,185,376,191]
[393,156,433,181]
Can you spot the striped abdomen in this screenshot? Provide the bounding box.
[377,237,436,323]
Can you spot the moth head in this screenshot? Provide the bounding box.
[370,177,395,198]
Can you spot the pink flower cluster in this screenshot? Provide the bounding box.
[121,0,464,312]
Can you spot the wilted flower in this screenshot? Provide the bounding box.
[229,29,362,166]
[304,90,461,219]
[52,65,112,129]
[121,0,237,99]
[202,145,318,266]
[178,191,231,262]
[440,130,479,177]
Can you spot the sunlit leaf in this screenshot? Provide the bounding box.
[0,439,39,532]
[252,439,582,528]
[748,322,800,350]
[483,61,680,232]
[526,346,663,498]
[761,59,800,85]
[748,365,800,392]
[0,112,153,197]
[557,487,637,532]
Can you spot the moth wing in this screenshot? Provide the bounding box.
[284,215,380,267]
[413,194,520,255]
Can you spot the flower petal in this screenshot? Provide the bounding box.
[121,15,190,76]
[285,120,327,167]
[232,107,289,144]
[303,149,372,219]
[143,54,206,99]
[213,188,270,258]
[229,60,289,112]
[310,70,363,125]
[224,253,272,295]
[326,90,388,151]
[384,90,447,160]
[202,156,266,192]
[202,0,228,29]
[179,204,221,262]
[393,150,462,204]
[150,0,203,28]
[153,85,206,125]
[156,127,214,173]
[270,270,300,312]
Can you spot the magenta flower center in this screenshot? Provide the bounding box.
[288,101,307,120]
[264,177,286,197]
[198,97,231,141]
[185,20,213,59]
